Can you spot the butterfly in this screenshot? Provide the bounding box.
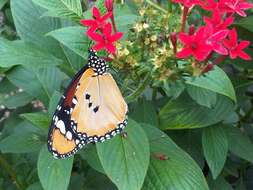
[47,49,128,159]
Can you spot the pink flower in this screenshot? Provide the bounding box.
[87,23,123,54]
[80,7,112,33]
[218,0,253,17]
[204,11,234,32]
[204,23,229,55]
[223,28,251,60]
[177,27,212,61]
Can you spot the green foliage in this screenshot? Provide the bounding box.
[38,146,74,190]
[0,0,252,189]
[97,119,150,190]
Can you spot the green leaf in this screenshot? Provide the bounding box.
[159,93,234,129]
[142,125,209,190]
[236,16,253,32]
[7,66,65,105]
[202,125,228,179]
[0,39,62,68]
[37,145,73,190]
[0,133,43,153]
[32,0,82,20]
[187,85,217,108]
[186,66,236,102]
[225,126,253,163]
[130,99,158,126]
[162,80,185,99]
[0,0,8,9]
[79,145,105,174]
[48,26,89,58]
[0,91,33,109]
[208,176,233,190]
[20,112,50,130]
[48,91,62,116]
[11,0,62,56]
[114,5,138,35]
[97,119,150,190]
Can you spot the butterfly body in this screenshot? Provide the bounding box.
[48,49,128,159]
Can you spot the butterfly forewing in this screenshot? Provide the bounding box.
[71,68,128,142]
[48,49,128,159]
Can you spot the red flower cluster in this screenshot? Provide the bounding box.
[174,0,252,62]
[80,6,123,54]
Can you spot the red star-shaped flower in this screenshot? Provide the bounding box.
[80,7,112,33]
[223,28,251,60]
[87,23,123,54]
[177,27,212,61]
[204,11,234,32]
[204,23,229,55]
[218,0,253,17]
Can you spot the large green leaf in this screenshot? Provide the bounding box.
[0,132,43,153]
[0,39,62,68]
[187,85,217,108]
[142,125,209,190]
[202,125,228,179]
[32,0,82,20]
[48,91,62,116]
[159,93,234,129]
[7,66,65,106]
[0,0,8,9]
[20,112,50,130]
[79,145,105,174]
[48,26,89,58]
[0,91,33,109]
[186,66,236,102]
[37,146,73,190]
[96,119,150,190]
[11,0,62,55]
[225,126,253,163]
[208,176,233,190]
[114,5,138,35]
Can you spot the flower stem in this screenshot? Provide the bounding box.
[213,55,227,65]
[146,0,168,14]
[181,6,189,32]
[110,13,117,33]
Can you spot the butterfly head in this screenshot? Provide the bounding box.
[88,49,108,75]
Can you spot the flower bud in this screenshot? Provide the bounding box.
[189,24,195,35]
[105,0,113,12]
[170,32,177,47]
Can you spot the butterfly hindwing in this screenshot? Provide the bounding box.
[47,65,89,158]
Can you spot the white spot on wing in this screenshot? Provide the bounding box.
[56,120,66,134]
[66,131,72,140]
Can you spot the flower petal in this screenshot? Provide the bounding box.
[80,19,96,27]
[178,33,192,44]
[237,40,250,50]
[109,32,123,42]
[103,23,113,38]
[105,44,116,54]
[87,31,104,41]
[239,2,253,9]
[101,11,113,21]
[92,7,101,19]
[92,42,105,51]
[212,43,228,55]
[176,47,192,58]
[238,51,252,60]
